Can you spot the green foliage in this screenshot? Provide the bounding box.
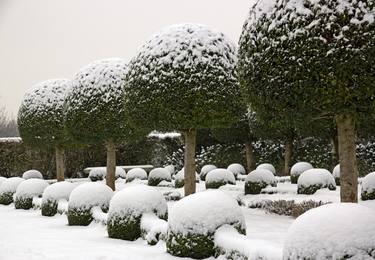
[205,179,235,189]
[67,207,93,226]
[148,176,168,186]
[298,183,336,195]
[41,199,58,216]
[361,190,375,200]
[107,215,141,241]
[14,197,33,210]
[244,181,274,195]
[0,192,14,205]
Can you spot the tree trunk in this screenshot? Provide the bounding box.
[331,134,339,168]
[336,114,358,203]
[245,141,255,173]
[184,129,197,196]
[284,136,293,176]
[55,146,65,182]
[106,139,116,191]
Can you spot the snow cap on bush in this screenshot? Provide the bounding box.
[297,168,336,194]
[126,168,148,182]
[14,179,49,200]
[42,181,76,203]
[89,167,126,181]
[227,163,246,177]
[22,170,43,180]
[290,162,313,183]
[0,177,24,194]
[200,164,217,181]
[256,163,276,175]
[148,168,171,186]
[246,169,275,184]
[205,168,236,189]
[164,165,175,175]
[283,203,375,259]
[361,172,375,200]
[0,177,6,187]
[68,182,113,210]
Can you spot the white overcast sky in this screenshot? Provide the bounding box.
[0,0,252,117]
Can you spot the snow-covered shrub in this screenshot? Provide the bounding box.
[256,163,276,175]
[227,163,246,179]
[163,191,182,201]
[67,182,113,226]
[141,213,168,245]
[0,177,24,205]
[166,190,246,259]
[290,162,313,184]
[148,168,171,186]
[107,185,167,241]
[205,169,236,189]
[361,172,375,200]
[41,181,75,216]
[126,168,148,183]
[164,165,175,176]
[199,164,217,181]
[89,168,106,182]
[332,164,340,186]
[283,203,375,259]
[290,201,329,218]
[14,179,49,209]
[0,177,6,187]
[115,167,126,179]
[174,168,199,188]
[22,169,43,180]
[245,169,276,195]
[297,169,336,195]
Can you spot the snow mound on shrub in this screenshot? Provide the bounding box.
[227,163,246,176]
[291,162,313,177]
[148,168,171,186]
[200,164,217,175]
[68,182,113,210]
[168,190,246,235]
[256,163,276,175]
[298,169,335,190]
[0,177,6,186]
[22,170,43,179]
[126,168,148,182]
[0,177,24,193]
[283,203,375,259]
[246,169,275,184]
[333,164,340,179]
[164,165,175,175]
[206,169,236,188]
[361,172,375,198]
[174,168,199,181]
[89,167,126,180]
[42,181,76,202]
[115,167,126,179]
[108,185,167,219]
[14,179,49,199]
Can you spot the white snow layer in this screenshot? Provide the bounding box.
[205,169,236,185]
[42,181,76,202]
[108,185,167,219]
[0,177,24,194]
[200,164,217,175]
[0,177,6,187]
[290,162,313,177]
[14,179,49,199]
[126,168,148,182]
[174,168,199,181]
[163,165,175,175]
[22,170,43,180]
[168,190,246,235]
[68,182,113,210]
[148,168,171,181]
[227,163,247,176]
[141,213,168,243]
[246,169,276,185]
[362,172,375,193]
[297,168,335,188]
[283,203,375,259]
[256,163,276,175]
[89,167,126,179]
[148,131,181,140]
[333,164,340,179]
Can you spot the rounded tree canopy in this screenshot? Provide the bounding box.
[65,58,140,144]
[125,23,241,132]
[238,0,375,121]
[18,79,72,148]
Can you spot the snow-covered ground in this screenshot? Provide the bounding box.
[0,178,373,260]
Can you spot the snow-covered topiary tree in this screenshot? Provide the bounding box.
[18,79,72,181]
[124,23,240,196]
[65,59,143,190]
[238,0,375,202]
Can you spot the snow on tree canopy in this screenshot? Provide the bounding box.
[283,203,375,259]
[22,170,43,180]
[14,179,49,200]
[246,169,276,185]
[65,58,135,143]
[42,181,76,203]
[168,190,246,235]
[0,177,24,194]
[17,79,72,147]
[126,168,148,182]
[124,23,241,131]
[227,163,246,176]
[256,163,276,175]
[68,182,113,210]
[108,185,167,220]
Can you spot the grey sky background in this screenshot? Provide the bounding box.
[0,0,252,117]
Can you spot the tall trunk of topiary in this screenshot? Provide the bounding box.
[184,129,197,196]
[284,136,293,176]
[245,141,255,173]
[55,146,65,182]
[106,139,116,191]
[331,134,339,169]
[336,114,358,203]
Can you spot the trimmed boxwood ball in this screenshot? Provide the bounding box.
[0,177,6,187]
[297,169,336,195]
[290,162,313,184]
[283,203,375,259]
[67,182,113,226]
[164,165,175,176]
[22,169,43,180]
[256,163,276,175]
[227,163,246,179]
[107,185,168,241]
[361,172,375,200]
[89,168,106,182]
[174,168,199,188]
[333,164,340,186]
[205,169,235,189]
[245,169,276,195]
[41,181,75,216]
[126,168,148,183]
[0,177,24,205]
[200,164,217,181]
[166,190,246,259]
[14,179,49,210]
[148,168,171,186]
